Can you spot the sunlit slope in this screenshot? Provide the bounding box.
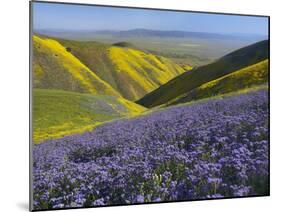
[137,40,269,108]
[33,36,120,97]
[57,39,185,101]
[33,89,146,144]
[108,46,185,100]
[56,39,119,90]
[165,59,268,106]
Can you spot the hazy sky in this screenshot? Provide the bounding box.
[33,2,268,35]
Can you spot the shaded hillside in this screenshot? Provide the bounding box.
[55,38,120,92]
[57,38,185,101]
[137,40,269,108]
[33,89,146,143]
[33,36,120,97]
[165,59,268,106]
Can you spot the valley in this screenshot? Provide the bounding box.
[33,34,269,144]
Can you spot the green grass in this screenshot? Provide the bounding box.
[33,89,146,144]
[166,59,268,106]
[137,40,269,108]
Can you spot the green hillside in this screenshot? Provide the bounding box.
[33,35,120,97]
[165,59,268,106]
[57,38,186,101]
[136,40,269,108]
[33,89,146,144]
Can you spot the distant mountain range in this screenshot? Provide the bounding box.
[35,28,267,41]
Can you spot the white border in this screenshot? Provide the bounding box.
[1,0,280,212]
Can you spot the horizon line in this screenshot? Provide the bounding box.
[33,28,268,37]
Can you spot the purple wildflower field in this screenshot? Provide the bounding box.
[33,89,269,209]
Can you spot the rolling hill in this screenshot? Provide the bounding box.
[57,38,186,101]
[33,89,146,143]
[107,46,185,100]
[33,35,120,97]
[33,35,186,143]
[32,35,269,144]
[165,59,268,106]
[136,40,269,108]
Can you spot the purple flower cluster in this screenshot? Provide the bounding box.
[33,89,269,210]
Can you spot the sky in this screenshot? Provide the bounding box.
[33,2,268,35]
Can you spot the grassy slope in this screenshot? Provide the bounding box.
[33,89,146,144]
[165,59,268,106]
[56,39,120,91]
[33,36,185,143]
[57,38,185,101]
[33,36,120,97]
[108,46,185,100]
[136,40,269,108]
